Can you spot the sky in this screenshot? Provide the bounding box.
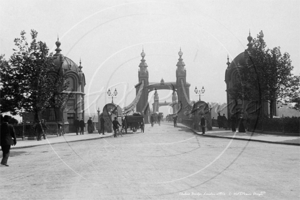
[1,0,299,117]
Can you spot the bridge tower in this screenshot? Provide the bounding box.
[176,49,190,120]
[136,50,149,121]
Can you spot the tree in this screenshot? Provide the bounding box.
[286,75,300,111]
[3,30,67,122]
[229,31,299,118]
[0,55,23,114]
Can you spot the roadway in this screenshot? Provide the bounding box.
[0,123,299,200]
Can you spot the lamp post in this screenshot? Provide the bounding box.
[107,88,118,103]
[194,86,205,101]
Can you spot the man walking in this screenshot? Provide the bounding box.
[173,115,178,127]
[35,120,44,141]
[41,119,47,140]
[74,117,80,135]
[157,114,161,126]
[100,116,105,135]
[200,115,206,135]
[79,119,85,135]
[1,115,17,167]
[112,117,121,138]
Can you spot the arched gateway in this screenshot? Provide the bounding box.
[134,49,191,123]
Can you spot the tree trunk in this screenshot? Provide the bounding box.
[269,100,274,119]
[28,110,40,140]
[34,110,40,122]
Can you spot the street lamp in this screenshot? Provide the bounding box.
[107,88,118,103]
[194,86,205,101]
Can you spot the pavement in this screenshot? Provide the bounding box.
[11,131,114,149]
[8,123,300,149]
[1,123,299,200]
[188,126,300,146]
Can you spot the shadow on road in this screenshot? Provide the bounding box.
[9,150,27,157]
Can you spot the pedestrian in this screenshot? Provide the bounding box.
[79,119,85,135]
[41,119,47,140]
[121,117,126,134]
[222,114,228,129]
[238,114,246,133]
[217,113,223,129]
[173,115,178,127]
[100,116,105,135]
[140,121,144,133]
[87,117,93,133]
[150,115,154,127]
[112,117,121,137]
[57,123,64,136]
[74,117,80,135]
[35,120,44,141]
[231,114,237,132]
[157,114,161,126]
[1,115,17,167]
[200,115,206,134]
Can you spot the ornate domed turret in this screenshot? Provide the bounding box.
[52,39,82,73]
[42,37,86,133]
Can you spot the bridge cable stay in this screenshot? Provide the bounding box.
[122,80,145,115]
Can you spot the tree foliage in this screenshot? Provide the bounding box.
[228,31,299,117]
[0,55,23,114]
[1,30,68,121]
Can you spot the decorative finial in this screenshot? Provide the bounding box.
[226,55,230,66]
[247,31,253,49]
[141,49,145,58]
[247,30,253,43]
[178,48,183,57]
[55,37,61,55]
[78,59,83,72]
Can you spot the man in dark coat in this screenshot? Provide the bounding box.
[1,115,17,167]
[222,114,228,129]
[79,119,85,135]
[231,114,237,132]
[157,114,161,126]
[74,117,80,135]
[217,113,223,128]
[238,114,246,133]
[41,119,47,139]
[112,117,121,137]
[87,117,94,133]
[150,115,154,127]
[200,115,206,135]
[173,115,178,127]
[35,121,44,141]
[100,116,105,135]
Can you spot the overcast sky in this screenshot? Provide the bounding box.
[1,0,299,116]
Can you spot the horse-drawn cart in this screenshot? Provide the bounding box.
[123,113,144,133]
